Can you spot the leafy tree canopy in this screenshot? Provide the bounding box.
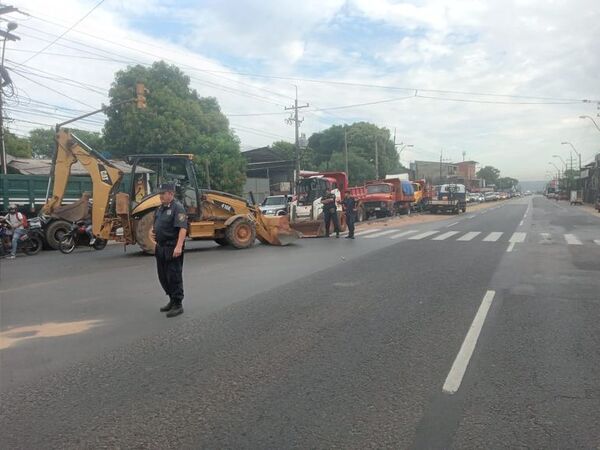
[476,165,501,185]
[4,129,32,158]
[103,61,245,194]
[28,128,104,159]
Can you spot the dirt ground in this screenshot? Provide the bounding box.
[353,199,506,231]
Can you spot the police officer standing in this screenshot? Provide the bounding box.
[342,190,357,239]
[322,187,340,238]
[152,183,188,317]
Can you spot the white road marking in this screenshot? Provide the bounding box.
[354,228,382,237]
[519,220,524,226]
[466,215,476,219]
[564,234,583,245]
[456,231,481,241]
[509,232,527,243]
[540,232,551,239]
[389,230,418,239]
[506,242,515,252]
[443,290,496,395]
[432,231,461,241]
[364,229,399,239]
[408,231,439,240]
[446,221,460,227]
[594,239,600,246]
[482,232,503,242]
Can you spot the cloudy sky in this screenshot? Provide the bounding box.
[4,0,600,181]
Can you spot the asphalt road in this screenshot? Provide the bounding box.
[1,196,599,448]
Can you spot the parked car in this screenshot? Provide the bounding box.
[484,192,497,202]
[260,195,292,216]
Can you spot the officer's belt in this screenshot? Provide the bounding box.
[157,240,177,247]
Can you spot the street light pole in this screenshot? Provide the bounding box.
[561,141,581,173]
[579,115,600,133]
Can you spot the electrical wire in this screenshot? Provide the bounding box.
[19,0,106,65]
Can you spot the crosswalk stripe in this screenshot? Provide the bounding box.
[408,231,439,240]
[482,232,503,242]
[364,229,398,238]
[457,231,481,241]
[594,239,600,246]
[564,234,583,245]
[354,228,382,237]
[509,232,527,243]
[432,231,461,241]
[389,230,418,239]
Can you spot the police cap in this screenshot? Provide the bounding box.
[158,182,176,193]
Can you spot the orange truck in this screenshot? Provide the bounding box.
[411,179,435,211]
[357,177,415,220]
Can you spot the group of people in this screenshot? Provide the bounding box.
[321,187,358,239]
[0,204,27,259]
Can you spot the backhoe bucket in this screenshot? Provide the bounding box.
[50,192,91,222]
[256,214,301,246]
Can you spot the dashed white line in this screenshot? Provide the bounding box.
[408,230,439,240]
[389,230,418,239]
[482,232,503,242]
[432,231,461,241]
[506,242,515,252]
[446,221,460,228]
[443,290,496,395]
[456,231,481,241]
[564,234,583,245]
[364,229,399,239]
[466,215,476,219]
[519,220,524,226]
[353,228,382,237]
[594,239,600,246]
[509,232,527,243]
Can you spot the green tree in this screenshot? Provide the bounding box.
[4,130,32,158]
[103,61,245,194]
[306,122,402,185]
[496,176,519,190]
[29,127,104,158]
[477,165,501,185]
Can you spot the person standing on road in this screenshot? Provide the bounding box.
[2,204,27,259]
[342,190,357,239]
[322,187,340,238]
[152,183,188,318]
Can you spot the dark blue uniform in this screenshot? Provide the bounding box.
[154,200,188,308]
[322,192,340,237]
[342,196,357,238]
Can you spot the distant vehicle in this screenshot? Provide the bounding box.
[260,195,292,216]
[484,192,497,201]
[467,193,480,203]
[428,184,467,214]
[361,178,415,219]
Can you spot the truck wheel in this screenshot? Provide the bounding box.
[226,218,256,249]
[135,213,156,255]
[93,239,108,250]
[45,219,71,250]
[214,237,229,246]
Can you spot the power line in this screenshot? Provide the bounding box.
[10,70,96,108]
[19,0,106,65]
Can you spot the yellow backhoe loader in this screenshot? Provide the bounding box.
[42,129,299,253]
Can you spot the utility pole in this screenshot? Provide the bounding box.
[285,86,309,193]
[205,159,211,189]
[0,8,21,175]
[440,149,443,182]
[375,140,379,179]
[344,127,349,176]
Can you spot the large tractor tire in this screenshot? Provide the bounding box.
[214,237,229,246]
[45,219,71,250]
[135,213,156,255]
[225,218,256,249]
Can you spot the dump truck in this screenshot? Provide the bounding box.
[411,179,435,212]
[42,129,299,253]
[289,171,348,237]
[427,183,467,214]
[360,178,415,219]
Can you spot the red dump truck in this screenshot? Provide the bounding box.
[358,178,415,220]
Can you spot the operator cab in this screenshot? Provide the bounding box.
[128,154,200,219]
[296,177,337,206]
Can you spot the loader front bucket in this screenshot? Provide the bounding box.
[289,220,325,238]
[256,214,301,246]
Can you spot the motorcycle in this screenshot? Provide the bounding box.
[0,217,44,257]
[58,220,108,254]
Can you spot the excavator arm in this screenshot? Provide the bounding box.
[42,129,124,239]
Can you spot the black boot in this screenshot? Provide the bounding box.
[166,304,184,318]
[160,300,174,312]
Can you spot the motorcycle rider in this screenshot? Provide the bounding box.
[2,204,27,259]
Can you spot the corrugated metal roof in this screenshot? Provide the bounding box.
[6,155,152,176]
